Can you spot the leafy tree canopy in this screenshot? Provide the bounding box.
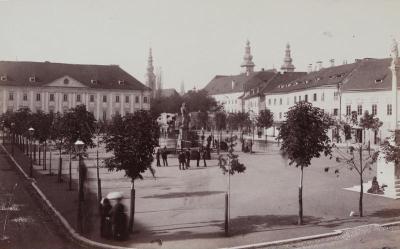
[182,90,218,112]
[256,109,274,129]
[278,102,333,168]
[103,110,160,180]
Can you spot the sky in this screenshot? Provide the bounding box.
[0,0,399,91]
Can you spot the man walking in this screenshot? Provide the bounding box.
[156,148,161,167]
[178,150,185,170]
[185,149,191,169]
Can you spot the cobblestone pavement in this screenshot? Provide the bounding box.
[0,147,81,249]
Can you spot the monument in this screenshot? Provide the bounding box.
[177,102,191,150]
[376,38,400,199]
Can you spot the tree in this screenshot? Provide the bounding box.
[359,111,383,154]
[326,144,378,217]
[31,111,54,169]
[381,131,400,165]
[278,102,333,225]
[182,89,218,112]
[256,109,274,145]
[50,112,66,183]
[227,112,251,152]
[103,110,159,232]
[150,93,183,117]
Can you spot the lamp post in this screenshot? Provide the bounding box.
[74,139,84,233]
[28,127,35,178]
[11,122,15,156]
[95,128,102,214]
[0,121,4,145]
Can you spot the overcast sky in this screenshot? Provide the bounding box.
[0,0,399,91]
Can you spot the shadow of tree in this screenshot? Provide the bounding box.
[142,191,225,199]
[368,208,400,218]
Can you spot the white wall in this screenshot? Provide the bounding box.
[212,92,243,113]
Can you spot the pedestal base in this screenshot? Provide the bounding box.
[377,149,400,199]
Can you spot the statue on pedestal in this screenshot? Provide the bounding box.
[180,102,190,130]
[178,102,191,149]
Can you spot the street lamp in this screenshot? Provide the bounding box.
[28,127,35,178]
[95,127,102,214]
[74,138,85,233]
[10,122,15,156]
[0,121,4,145]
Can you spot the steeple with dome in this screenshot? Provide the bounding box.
[280,43,295,72]
[240,40,255,75]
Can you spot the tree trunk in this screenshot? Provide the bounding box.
[359,148,363,217]
[69,151,72,190]
[48,145,52,175]
[57,149,62,182]
[43,142,47,170]
[129,179,135,233]
[298,166,304,225]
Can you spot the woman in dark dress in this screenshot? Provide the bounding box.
[100,198,112,238]
[110,198,128,240]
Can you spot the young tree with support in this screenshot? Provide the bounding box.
[278,102,333,225]
[359,111,383,155]
[215,111,227,155]
[256,109,274,146]
[103,110,159,233]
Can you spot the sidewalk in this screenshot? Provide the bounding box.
[3,141,400,249]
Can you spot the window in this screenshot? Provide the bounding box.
[102,111,107,121]
[333,108,338,116]
[304,95,308,102]
[274,99,276,105]
[115,111,120,116]
[279,98,282,105]
[294,96,297,103]
[23,93,28,101]
[125,96,129,103]
[90,95,94,102]
[299,96,301,102]
[49,94,54,102]
[357,105,362,115]
[135,96,139,103]
[268,99,271,105]
[372,104,377,115]
[321,93,325,101]
[346,105,351,116]
[9,92,14,101]
[103,95,107,103]
[286,97,289,105]
[279,112,282,119]
[76,94,81,102]
[387,104,393,115]
[36,93,41,101]
[63,78,69,84]
[144,97,148,103]
[116,95,120,103]
[334,92,339,101]
[63,94,68,102]
[313,93,317,102]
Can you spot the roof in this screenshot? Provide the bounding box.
[203,70,276,95]
[158,88,179,98]
[0,61,149,91]
[261,71,307,94]
[341,58,393,91]
[268,62,361,94]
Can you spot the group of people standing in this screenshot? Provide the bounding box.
[100,197,128,241]
[178,147,207,170]
[156,146,169,167]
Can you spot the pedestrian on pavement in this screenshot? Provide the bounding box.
[161,146,168,166]
[201,147,207,167]
[156,148,161,167]
[100,198,112,239]
[110,197,128,241]
[185,149,191,169]
[178,150,186,170]
[196,148,201,167]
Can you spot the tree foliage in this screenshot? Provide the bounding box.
[278,102,333,168]
[215,111,227,131]
[256,109,274,129]
[103,110,160,180]
[150,93,183,117]
[182,89,218,112]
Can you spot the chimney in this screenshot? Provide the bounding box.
[329,59,335,67]
[316,61,323,70]
[307,64,313,73]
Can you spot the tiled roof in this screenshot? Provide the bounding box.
[203,70,276,95]
[268,62,361,94]
[341,58,393,91]
[0,61,149,91]
[261,71,307,94]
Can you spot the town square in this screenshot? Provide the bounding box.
[0,1,400,249]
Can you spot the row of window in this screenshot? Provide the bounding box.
[345,104,392,116]
[268,93,326,106]
[8,92,148,104]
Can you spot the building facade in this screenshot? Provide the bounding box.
[0,61,151,120]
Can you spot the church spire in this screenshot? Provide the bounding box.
[180,81,185,95]
[145,48,156,98]
[280,43,295,72]
[240,40,255,75]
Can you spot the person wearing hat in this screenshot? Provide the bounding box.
[100,198,112,239]
[110,195,128,240]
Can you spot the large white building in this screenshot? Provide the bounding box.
[0,61,151,120]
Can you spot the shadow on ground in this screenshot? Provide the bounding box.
[142,191,225,199]
[368,208,400,218]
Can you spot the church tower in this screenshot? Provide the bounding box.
[180,81,185,96]
[240,40,255,75]
[145,48,156,98]
[280,43,295,72]
[156,67,163,91]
